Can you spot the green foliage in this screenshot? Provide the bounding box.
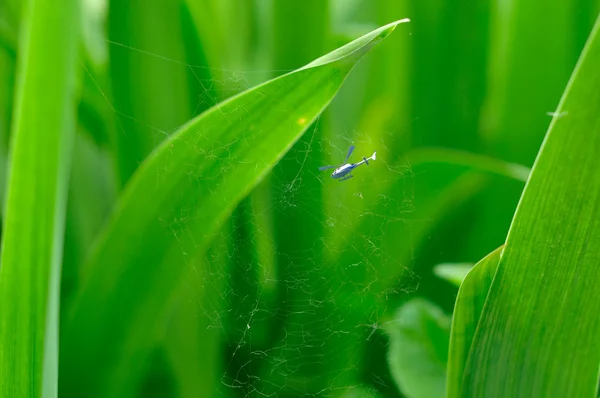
[385,299,450,398]
[0,0,80,396]
[445,247,501,398]
[433,263,474,287]
[108,0,199,186]
[59,20,408,398]
[456,15,600,397]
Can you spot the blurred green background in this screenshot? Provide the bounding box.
[1,0,599,397]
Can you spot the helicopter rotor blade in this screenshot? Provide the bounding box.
[319,165,336,171]
[344,145,356,163]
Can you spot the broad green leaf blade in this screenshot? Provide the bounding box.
[60,20,409,398]
[468,0,594,289]
[483,0,576,165]
[0,0,80,395]
[445,246,502,398]
[461,15,600,397]
[433,263,475,287]
[385,298,450,398]
[305,18,409,69]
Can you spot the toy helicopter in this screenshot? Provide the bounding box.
[319,145,377,181]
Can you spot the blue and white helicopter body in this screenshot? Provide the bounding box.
[319,146,377,181]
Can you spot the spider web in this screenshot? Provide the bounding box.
[82,37,420,398]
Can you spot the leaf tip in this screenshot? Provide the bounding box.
[375,18,411,41]
[302,18,411,70]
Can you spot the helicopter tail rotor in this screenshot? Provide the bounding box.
[363,151,377,165]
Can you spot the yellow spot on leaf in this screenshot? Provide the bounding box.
[297,117,307,125]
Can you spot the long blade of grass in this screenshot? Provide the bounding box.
[445,246,502,398]
[460,15,600,397]
[59,20,410,398]
[108,0,197,187]
[0,47,13,211]
[482,0,575,165]
[0,1,19,213]
[0,0,80,395]
[469,0,587,273]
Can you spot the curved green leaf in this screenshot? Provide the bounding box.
[445,246,502,398]
[404,148,530,182]
[461,15,600,397]
[433,263,475,287]
[59,19,410,397]
[0,0,80,395]
[386,298,450,398]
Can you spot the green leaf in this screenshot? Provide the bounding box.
[59,19,410,398]
[108,0,199,186]
[385,298,450,398]
[445,246,502,398]
[404,148,530,182]
[483,0,577,165]
[81,0,107,69]
[0,0,80,395]
[184,0,258,85]
[460,15,600,397]
[162,232,229,398]
[468,0,591,285]
[62,133,115,303]
[0,50,14,211]
[433,263,474,287]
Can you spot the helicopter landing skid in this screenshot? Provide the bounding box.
[339,174,354,182]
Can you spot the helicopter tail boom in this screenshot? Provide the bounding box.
[363,151,377,165]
